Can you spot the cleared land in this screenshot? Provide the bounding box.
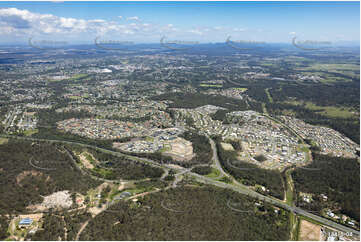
[78,152,96,169]
[0,138,8,144]
[220,142,235,151]
[163,137,194,161]
[299,219,321,241]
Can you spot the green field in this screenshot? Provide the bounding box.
[49,74,89,82]
[302,63,360,71]
[205,167,221,179]
[68,95,81,100]
[284,100,356,118]
[293,67,358,83]
[304,102,356,118]
[23,129,38,136]
[296,64,359,83]
[234,87,248,92]
[69,74,89,81]
[260,62,276,67]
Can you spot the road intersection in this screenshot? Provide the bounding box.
[2,134,359,236]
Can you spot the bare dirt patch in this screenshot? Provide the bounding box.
[118,182,125,191]
[164,137,194,161]
[0,138,8,145]
[299,219,321,241]
[89,204,107,217]
[220,142,235,151]
[97,182,110,192]
[166,164,184,170]
[16,170,47,185]
[28,191,73,211]
[79,152,95,169]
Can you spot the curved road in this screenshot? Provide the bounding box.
[205,136,359,236]
[2,134,359,236]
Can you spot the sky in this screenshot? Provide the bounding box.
[0,1,359,45]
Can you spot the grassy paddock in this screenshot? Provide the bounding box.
[205,168,221,179]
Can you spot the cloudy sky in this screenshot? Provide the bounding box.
[0,1,359,44]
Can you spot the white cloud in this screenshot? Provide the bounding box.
[233,28,246,32]
[0,8,158,41]
[0,7,260,43]
[127,16,139,21]
[89,19,106,23]
[189,29,203,35]
[289,31,296,35]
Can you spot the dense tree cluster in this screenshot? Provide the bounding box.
[210,109,231,123]
[269,83,359,107]
[0,216,9,240]
[228,139,243,151]
[191,166,213,175]
[179,131,213,167]
[80,186,290,240]
[214,137,284,200]
[254,154,267,162]
[70,146,164,180]
[292,153,360,221]
[64,210,92,241]
[0,140,101,214]
[29,212,65,241]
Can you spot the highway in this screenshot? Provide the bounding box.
[189,172,360,236]
[205,136,359,236]
[2,134,359,236]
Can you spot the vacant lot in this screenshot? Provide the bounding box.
[0,138,8,144]
[78,152,96,169]
[164,137,194,161]
[298,220,321,241]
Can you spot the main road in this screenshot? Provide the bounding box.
[2,134,359,236]
[189,172,359,236]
